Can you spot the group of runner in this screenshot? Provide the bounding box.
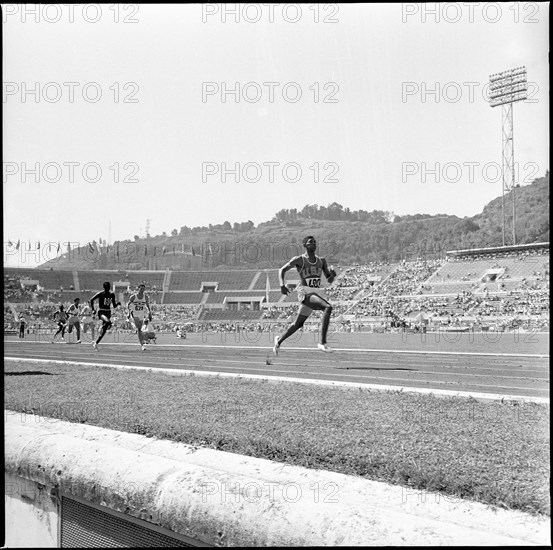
[50,236,337,354]
[51,282,153,352]
[51,300,95,343]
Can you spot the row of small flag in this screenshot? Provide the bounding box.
[7,240,93,254]
[7,240,62,252]
[7,240,199,257]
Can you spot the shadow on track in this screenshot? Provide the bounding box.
[5,371,57,376]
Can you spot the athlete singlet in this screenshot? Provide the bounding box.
[67,303,81,323]
[54,311,69,324]
[81,306,93,323]
[97,292,116,311]
[129,295,148,319]
[93,291,117,321]
[295,254,324,303]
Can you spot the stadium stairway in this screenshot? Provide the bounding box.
[160,270,171,304]
[248,271,262,291]
[72,271,80,292]
[196,304,204,320]
[422,262,447,289]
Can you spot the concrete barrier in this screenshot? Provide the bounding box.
[5,411,550,546]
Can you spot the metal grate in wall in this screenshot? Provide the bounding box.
[61,496,207,547]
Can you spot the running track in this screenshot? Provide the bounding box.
[4,332,549,402]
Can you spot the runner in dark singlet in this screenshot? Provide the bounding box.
[90,281,121,351]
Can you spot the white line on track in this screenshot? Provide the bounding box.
[5,357,549,404]
[4,340,549,358]
[8,341,550,374]
[10,349,549,383]
[7,344,550,382]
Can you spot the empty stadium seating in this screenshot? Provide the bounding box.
[204,291,267,305]
[127,271,165,289]
[4,268,75,290]
[167,271,258,291]
[78,271,119,291]
[53,291,96,302]
[161,292,204,304]
[252,271,280,291]
[199,310,264,322]
[428,255,548,284]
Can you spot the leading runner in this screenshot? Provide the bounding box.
[273,236,337,355]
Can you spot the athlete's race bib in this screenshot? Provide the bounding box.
[305,278,321,288]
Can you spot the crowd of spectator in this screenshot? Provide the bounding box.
[378,259,444,296]
[451,248,549,262]
[334,261,396,286]
[262,305,297,320]
[3,275,36,302]
[5,249,549,334]
[469,288,550,318]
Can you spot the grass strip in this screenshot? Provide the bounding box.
[4,360,550,516]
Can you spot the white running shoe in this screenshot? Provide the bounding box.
[317,343,334,353]
[142,345,147,352]
[76,340,81,344]
[92,341,98,351]
[273,336,280,357]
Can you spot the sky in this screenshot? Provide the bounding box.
[3,2,550,267]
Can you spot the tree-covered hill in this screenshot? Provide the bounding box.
[42,172,549,270]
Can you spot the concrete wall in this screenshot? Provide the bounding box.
[5,411,550,547]
[5,472,59,547]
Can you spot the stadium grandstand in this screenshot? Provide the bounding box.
[4,243,549,334]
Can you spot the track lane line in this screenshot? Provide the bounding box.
[7,349,550,383]
[4,340,548,358]
[5,357,549,403]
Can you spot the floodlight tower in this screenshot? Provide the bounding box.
[488,66,527,246]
